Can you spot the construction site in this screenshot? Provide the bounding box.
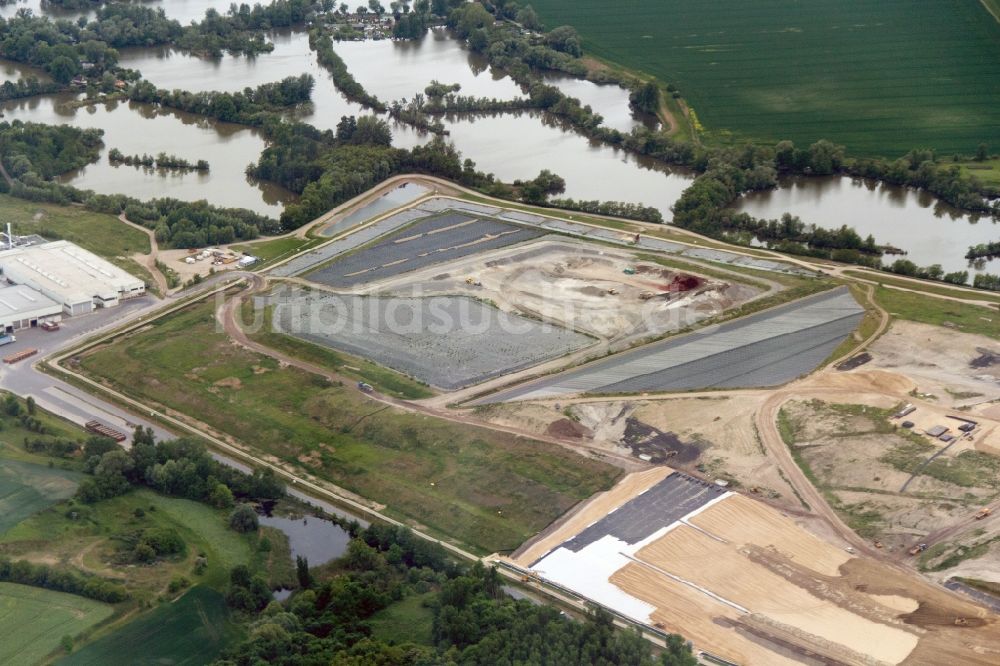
[505,468,1000,666]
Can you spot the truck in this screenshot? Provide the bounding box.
[908,543,928,556]
[85,420,128,442]
[975,507,993,520]
[0,333,15,346]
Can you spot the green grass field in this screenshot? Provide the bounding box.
[78,299,621,554]
[369,591,435,646]
[59,586,241,666]
[0,460,80,535]
[232,236,324,268]
[531,0,1000,157]
[1,489,259,596]
[874,285,999,339]
[0,582,113,665]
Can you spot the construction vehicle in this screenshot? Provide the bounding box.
[357,382,374,393]
[873,540,883,549]
[638,291,655,300]
[975,507,993,520]
[607,288,618,295]
[464,277,482,287]
[908,543,928,556]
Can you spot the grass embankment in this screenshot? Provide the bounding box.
[872,285,999,339]
[843,270,1000,305]
[59,586,242,666]
[530,0,1000,156]
[825,283,883,363]
[231,236,324,269]
[458,192,779,257]
[77,300,621,554]
[0,193,153,284]
[0,582,113,665]
[244,301,433,399]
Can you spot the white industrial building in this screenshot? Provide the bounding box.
[0,240,145,314]
[0,284,62,332]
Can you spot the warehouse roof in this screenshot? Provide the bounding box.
[0,240,143,304]
[0,284,60,316]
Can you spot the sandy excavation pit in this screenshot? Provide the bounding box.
[367,240,759,344]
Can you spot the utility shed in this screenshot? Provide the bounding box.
[925,425,949,438]
[0,240,144,314]
[0,284,61,332]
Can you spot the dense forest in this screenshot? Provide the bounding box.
[0,120,103,179]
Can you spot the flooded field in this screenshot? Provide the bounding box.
[738,176,999,278]
[0,93,291,215]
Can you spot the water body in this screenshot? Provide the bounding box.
[540,71,656,134]
[394,111,693,214]
[259,513,352,566]
[0,0,233,24]
[0,59,47,83]
[335,27,522,102]
[0,93,291,215]
[738,176,1000,278]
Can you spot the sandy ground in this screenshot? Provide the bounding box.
[520,470,1000,665]
[865,320,1000,409]
[511,466,672,566]
[480,394,804,510]
[365,239,758,346]
[159,247,247,282]
[632,523,921,664]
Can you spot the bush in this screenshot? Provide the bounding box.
[229,504,259,533]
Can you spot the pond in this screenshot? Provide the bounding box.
[738,175,999,278]
[259,512,352,567]
[0,92,292,215]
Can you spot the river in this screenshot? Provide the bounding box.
[738,176,999,278]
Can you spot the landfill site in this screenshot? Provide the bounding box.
[253,192,1000,664]
[267,199,782,391]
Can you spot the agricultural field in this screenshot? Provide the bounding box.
[0,459,80,535]
[60,586,241,666]
[0,583,113,665]
[530,0,1000,156]
[77,300,622,554]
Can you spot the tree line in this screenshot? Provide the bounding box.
[0,75,63,101]
[128,74,314,125]
[108,148,210,172]
[76,427,285,507]
[308,28,387,112]
[214,521,697,665]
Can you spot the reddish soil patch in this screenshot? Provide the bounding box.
[546,418,593,440]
